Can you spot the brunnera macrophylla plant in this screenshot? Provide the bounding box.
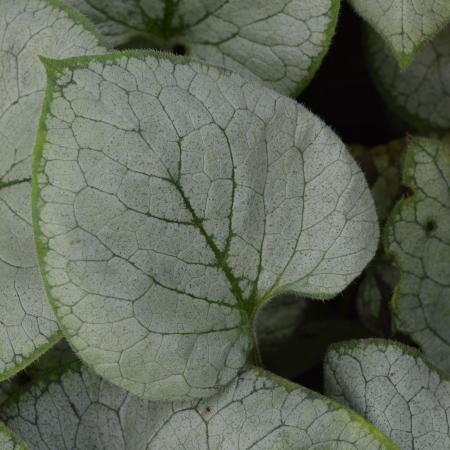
[0,0,449,449]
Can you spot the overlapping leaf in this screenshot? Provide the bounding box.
[325,339,450,450]
[33,52,378,400]
[385,136,450,371]
[0,361,398,449]
[348,0,450,67]
[367,24,450,131]
[64,0,340,95]
[0,0,105,382]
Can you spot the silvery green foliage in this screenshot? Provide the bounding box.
[367,25,450,131]
[0,0,105,381]
[385,136,450,372]
[0,422,26,450]
[0,362,398,449]
[64,0,340,95]
[348,0,450,68]
[325,339,450,450]
[33,52,379,401]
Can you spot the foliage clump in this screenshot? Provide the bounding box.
[0,1,449,449]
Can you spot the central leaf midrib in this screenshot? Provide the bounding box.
[170,176,255,319]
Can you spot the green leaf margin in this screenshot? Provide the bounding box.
[292,0,340,97]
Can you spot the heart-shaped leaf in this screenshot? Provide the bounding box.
[325,339,450,450]
[366,24,450,131]
[33,51,378,401]
[64,0,340,95]
[348,0,450,68]
[385,136,450,372]
[0,0,105,382]
[1,361,398,449]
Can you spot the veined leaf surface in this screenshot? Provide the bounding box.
[348,0,450,68]
[366,25,450,131]
[1,362,398,449]
[385,136,450,371]
[33,52,378,400]
[325,339,450,450]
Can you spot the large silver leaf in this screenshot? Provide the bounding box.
[33,51,378,401]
